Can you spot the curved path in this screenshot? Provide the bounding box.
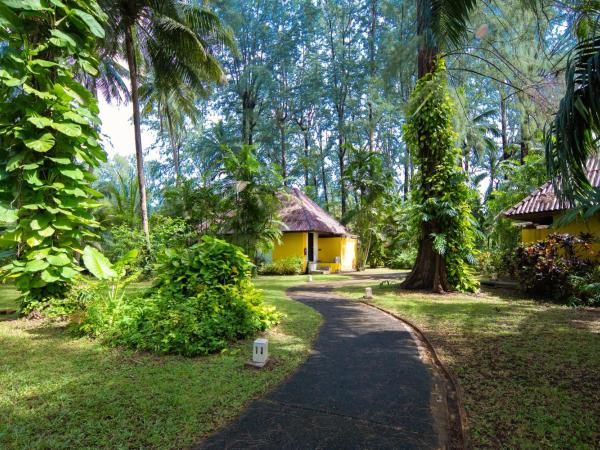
[198,283,440,449]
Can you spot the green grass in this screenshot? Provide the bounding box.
[337,282,600,449]
[0,275,326,450]
[0,283,19,310]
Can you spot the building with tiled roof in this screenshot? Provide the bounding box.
[270,188,357,272]
[504,158,600,247]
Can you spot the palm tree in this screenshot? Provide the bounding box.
[400,0,478,291]
[140,79,199,184]
[546,37,600,202]
[98,0,235,246]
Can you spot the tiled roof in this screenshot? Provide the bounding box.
[278,188,350,235]
[504,158,600,219]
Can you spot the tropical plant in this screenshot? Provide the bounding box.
[0,0,107,310]
[543,4,600,203]
[401,60,479,293]
[221,145,283,261]
[509,233,595,302]
[98,0,235,245]
[81,236,279,356]
[401,0,479,292]
[258,257,304,275]
[343,146,391,269]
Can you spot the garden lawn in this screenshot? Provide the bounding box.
[0,275,340,450]
[0,284,19,310]
[337,282,600,449]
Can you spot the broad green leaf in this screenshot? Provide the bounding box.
[0,206,18,224]
[23,170,43,186]
[62,111,87,125]
[23,84,57,100]
[61,266,79,279]
[47,156,71,164]
[25,259,49,272]
[51,122,81,137]
[50,30,77,47]
[82,246,116,280]
[79,58,98,76]
[59,167,84,180]
[72,9,105,38]
[31,59,58,68]
[47,253,70,267]
[38,226,55,237]
[0,0,45,10]
[26,236,42,247]
[6,153,25,171]
[52,217,72,230]
[28,116,53,128]
[41,269,60,283]
[24,133,55,152]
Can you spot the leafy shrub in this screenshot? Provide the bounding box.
[259,257,304,275]
[510,233,596,302]
[569,266,600,306]
[387,249,417,270]
[80,236,279,356]
[102,215,194,278]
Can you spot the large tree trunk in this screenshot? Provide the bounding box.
[401,0,451,293]
[125,25,151,248]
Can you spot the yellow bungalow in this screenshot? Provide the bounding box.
[267,188,358,273]
[504,158,600,255]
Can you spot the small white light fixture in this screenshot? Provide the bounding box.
[308,275,313,282]
[364,287,373,300]
[249,338,268,367]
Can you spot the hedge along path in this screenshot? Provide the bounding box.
[198,281,453,449]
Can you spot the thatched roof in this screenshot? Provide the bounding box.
[504,158,600,221]
[278,188,351,235]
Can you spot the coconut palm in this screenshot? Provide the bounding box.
[98,0,235,246]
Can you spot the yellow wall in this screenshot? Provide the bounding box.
[273,232,308,271]
[317,236,357,271]
[272,232,358,272]
[521,213,600,257]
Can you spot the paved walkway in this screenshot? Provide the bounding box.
[198,284,439,449]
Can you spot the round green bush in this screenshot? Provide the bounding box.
[81,236,279,356]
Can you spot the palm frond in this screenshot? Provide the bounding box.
[545,36,600,201]
[430,0,478,48]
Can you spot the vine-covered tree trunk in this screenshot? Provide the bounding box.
[402,0,452,293]
[125,24,151,248]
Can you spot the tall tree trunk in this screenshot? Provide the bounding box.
[165,107,181,185]
[303,128,310,188]
[401,0,451,293]
[242,91,256,145]
[520,118,529,164]
[280,124,287,183]
[318,129,329,209]
[500,87,509,160]
[338,131,347,216]
[403,146,410,199]
[125,25,150,248]
[367,0,377,153]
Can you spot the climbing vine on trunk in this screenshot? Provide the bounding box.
[0,1,107,310]
[401,60,478,293]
